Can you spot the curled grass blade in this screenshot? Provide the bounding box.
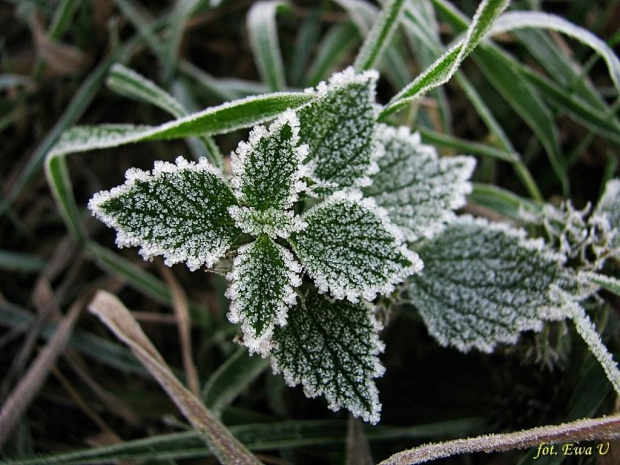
[247,0,290,92]
[107,63,224,167]
[381,0,510,118]
[89,291,261,464]
[491,12,620,93]
[353,0,406,72]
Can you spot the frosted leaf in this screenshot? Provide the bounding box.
[226,235,302,354]
[290,191,423,302]
[298,67,380,191]
[364,125,476,242]
[88,157,239,271]
[593,179,620,257]
[270,286,385,423]
[407,216,574,353]
[228,206,307,239]
[230,110,309,210]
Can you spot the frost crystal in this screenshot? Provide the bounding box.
[270,287,385,424]
[407,216,573,353]
[364,124,476,242]
[298,67,381,191]
[593,178,620,258]
[230,110,309,210]
[290,191,423,302]
[88,157,239,271]
[226,235,302,354]
[228,206,307,239]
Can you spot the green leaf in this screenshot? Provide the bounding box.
[226,235,302,353]
[381,0,510,118]
[354,0,406,72]
[298,67,379,191]
[230,110,309,211]
[48,92,315,158]
[247,0,290,91]
[593,179,620,255]
[407,216,573,353]
[271,287,385,423]
[290,191,422,302]
[364,124,475,242]
[89,157,239,271]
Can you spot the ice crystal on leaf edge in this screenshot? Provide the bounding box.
[88,157,239,271]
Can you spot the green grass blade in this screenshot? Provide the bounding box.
[108,63,224,167]
[354,0,406,72]
[304,22,360,87]
[381,0,510,118]
[247,0,290,92]
[0,56,115,217]
[202,347,269,416]
[288,10,322,86]
[49,92,313,157]
[469,183,540,220]
[85,242,172,305]
[161,0,200,85]
[474,46,569,196]
[179,60,245,101]
[512,29,607,111]
[520,66,620,147]
[0,301,149,376]
[418,128,516,162]
[5,417,486,464]
[45,154,85,242]
[0,251,46,273]
[107,63,186,118]
[491,12,620,93]
[580,272,620,297]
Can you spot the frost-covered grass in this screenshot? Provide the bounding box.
[1,0,619,463]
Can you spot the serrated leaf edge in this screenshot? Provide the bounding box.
[297,190,424,302]
[226,238,302,355]
[269,294,386,424]
[375,124,476,241]
[89,156,234,271]
[230,109,311,208]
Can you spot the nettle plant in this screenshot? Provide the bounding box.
[84,65,620,424]
[43,0,620,459]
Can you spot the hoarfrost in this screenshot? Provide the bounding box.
[298,67,381,191]
[364,124,476,242]
[593,178,620,258]
[88,157,239,271]
[290,190,423,302]
[230,110,310,210]
[407,216,575,353]
[270,287,385,423]
[226,235,302,355]
[228,206,307,239]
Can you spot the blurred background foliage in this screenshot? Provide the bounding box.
[0,0,618,463]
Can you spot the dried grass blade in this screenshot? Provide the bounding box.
[159,264,200,397]
[0,297,84,447]
[88,291,261,465]
[379,414,620,465]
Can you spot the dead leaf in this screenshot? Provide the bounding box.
[89,291,261,465]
